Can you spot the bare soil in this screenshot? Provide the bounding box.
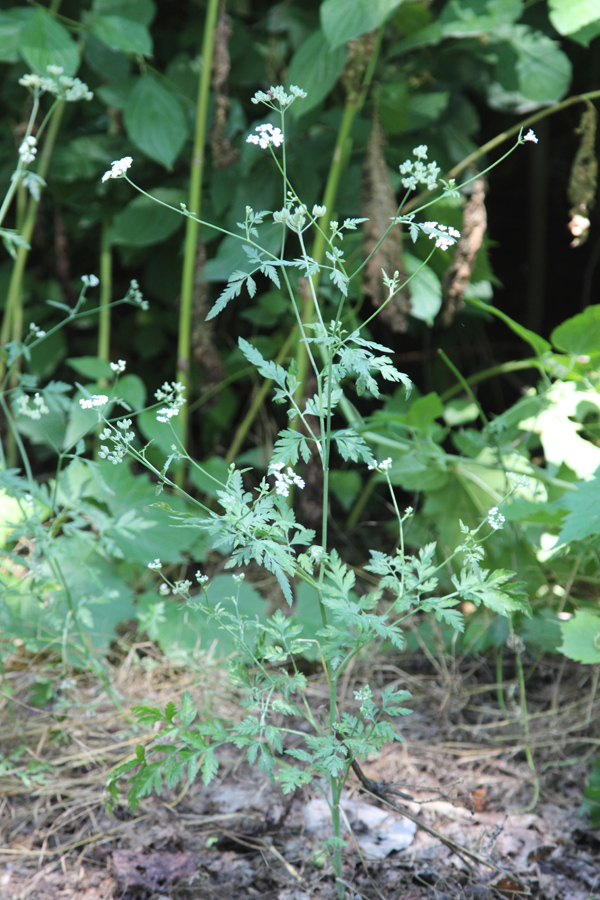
[1,643,599,900]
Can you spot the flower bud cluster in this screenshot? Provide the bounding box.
[155,381,186,423]
[399,145,441,192]
[251,85,306,108]
[19,136,37,165]
[19,66,92,102]
[15,392,49,420]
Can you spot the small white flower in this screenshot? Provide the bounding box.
[413,145,428,160]
[246,123,284,150]
[487,507,505,531]
[523,129,538,144]
[110,359,126,374]
[368,457,392,472]
[155,381,185,423]
[269,462,305,497]
[102,156,133,183]
[507,472,531,488]
[232,573,245,584]
[19,135,37,164]
[148,559,162,570]
[29,322,46,337]
[159,583,170,596]
[79,394,109,409]
[196,572,209,585]
[82,274,99,288]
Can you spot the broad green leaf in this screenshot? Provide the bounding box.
[556,473,600,545]
[321,0,407,48]
[440,0,523,36]
[124,74,188,169]
[549,0,600,36]
[405,252,442,325]
[52,135,117,182]
[67,356,114,380]
[19,7,80,76]
[94,0,156,26]
[519,382,600,481]
[109,187,185,246]
[551,305,600,357]
[287,30,347,117]
[492,26,572,110]
[560,611,600,664]
[91,16,152,56]
[567,19,600,47]
[0,10,28,62]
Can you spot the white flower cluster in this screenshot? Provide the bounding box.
[522,129,538,144]
[368,457,392,471]
[507,472,531,488]
[102,156,133,183]
[196,571,209,585]
[82,274,99,288]
[79,394,108,409]
[29,322,46,338]
[19,66,93,102]
[15,392,49,420]
[173,579,192,596]
[19,136,37,165]
[251,85,306,108]
[399,145,441,192]
[148,559,162,570]
[155,381,185,423]
[110,359,126,374]
[421,220,461,251]
[98,419,135,465]
[487,507,505,531]
[246,123,284,150]
[270,462,305,497]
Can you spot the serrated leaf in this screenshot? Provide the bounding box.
[560,611,600,664]
[202,748,219,785]
[178,691,197,729]
[238,338,287,388]
[556,473,600,545]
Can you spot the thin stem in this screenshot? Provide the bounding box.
[176,0,221,457]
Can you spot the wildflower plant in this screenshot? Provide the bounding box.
[95,86,538,898]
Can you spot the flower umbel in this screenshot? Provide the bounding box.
[246,123,284,150]
[102,157,133,183]
[269,462,305,498]
[79,394,109,409]
[487,507,505,531]
[155,381,186,423]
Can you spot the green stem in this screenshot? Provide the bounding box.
[97,219,112,365]
[176,0,221,459]
[1,100,65,349]
[512,624,540,811]
[438,347,489,427]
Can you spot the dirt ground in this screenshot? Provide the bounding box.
[1,643,599,900]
